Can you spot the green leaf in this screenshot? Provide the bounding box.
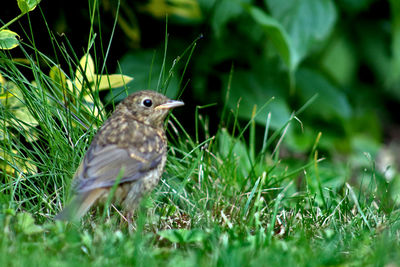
[17,0,40,13]
[0,81,39,129]
[158,229,206,244]
[248,6,295,70]
[16,213,43,235]
[141,0,202,23]
[320,34,357,86]
[49,65,67,85]
[75,53,96,90]
[0,30,20,50]
[96,74,133,91]
[296,68,351,120]
[264,0,337,70]
[1,147,37,174]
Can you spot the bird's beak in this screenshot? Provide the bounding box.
[155,100,185,110]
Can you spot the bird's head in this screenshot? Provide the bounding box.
[118,90,184,127]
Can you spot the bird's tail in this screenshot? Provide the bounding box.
[54,188,106,221]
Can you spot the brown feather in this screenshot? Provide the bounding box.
[55,188,106,221]
[55,90,184,221]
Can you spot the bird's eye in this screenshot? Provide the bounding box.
[142,98,153,107]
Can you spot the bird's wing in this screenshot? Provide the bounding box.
[73,136,165,193]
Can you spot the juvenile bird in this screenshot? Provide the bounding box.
[55,90,184,221]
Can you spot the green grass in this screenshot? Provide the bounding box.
[2,5,400,267]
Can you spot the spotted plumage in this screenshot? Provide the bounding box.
[55,90,184,221]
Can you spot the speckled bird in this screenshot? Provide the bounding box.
[55,90,184,221]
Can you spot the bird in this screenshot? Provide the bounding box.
[55,90,184,221]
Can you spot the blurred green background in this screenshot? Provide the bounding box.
[1,0,399,164]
